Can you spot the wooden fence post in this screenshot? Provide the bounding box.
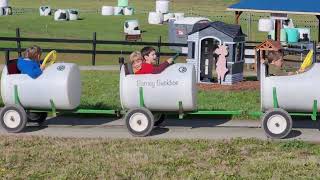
[5,50,9,64]
[16,28,21,57]
[92,32,97,66]
[157,36,161,64]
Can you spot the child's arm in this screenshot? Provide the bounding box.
[152,61,170,74]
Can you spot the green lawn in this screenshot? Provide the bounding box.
[0,136,320,179]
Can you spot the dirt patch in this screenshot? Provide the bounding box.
[198,81,260,91]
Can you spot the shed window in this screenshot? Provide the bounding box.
[191,42,195,59]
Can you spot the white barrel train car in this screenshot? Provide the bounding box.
[0,52,81,133]
[0,50,319,139]
[120,63,197,136]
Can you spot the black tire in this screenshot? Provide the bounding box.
[154,113,166,126]
[27,112,47,125]
[262,108,292,139]
[125,107,154,137]
[0,105,27,133]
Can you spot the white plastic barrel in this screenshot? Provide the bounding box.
[101,6,113,16]
[156,0,169,13]
[0,0,8,7]
[148,12,163,24]
[260,63,320,112]
[174,13,184,20]
[54,9,69,21]
[124,20,139,34]
[1,63,81,110]
[113,6,123,15]
[39,6,51,16]
[123,7,134,15]
[120,63,197,111]
[258,19,274,32]
[163,13,174,22]
[68,9,78,20]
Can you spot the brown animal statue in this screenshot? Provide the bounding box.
[215,44,229,84]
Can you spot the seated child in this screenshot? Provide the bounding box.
[129,51,143,74]
[17,45,44,79]
[265,51,299,76]
[135,46,173,74]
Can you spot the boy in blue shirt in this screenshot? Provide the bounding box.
[17,45,44,79]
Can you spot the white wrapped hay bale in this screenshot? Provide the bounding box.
[156,0,169,13]
[68,9,79,20]
[113,6,123,15]
[124,20,140,34]
[297,28,311,40]
[148,12,163,24]
[163,13,174,22]
[174,13,184,20]
[0,0,8,8]
[0,8,3,16]
[101,6,113,16]
[39,6,51,16]
[123,7,134,15]
[258,19,274,32]
[54,9,69,21]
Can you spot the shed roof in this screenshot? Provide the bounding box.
[227,0,320,15]
[189,21,246,38]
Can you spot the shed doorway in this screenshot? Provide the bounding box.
[200,37,220,82]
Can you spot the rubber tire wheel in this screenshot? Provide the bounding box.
[154,114,166,126]
[262,108,292,139]
[125,107,154,137]
[27,112,47,125]
[0,104,27,133]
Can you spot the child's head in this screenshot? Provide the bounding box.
[24,45,42,61]
[129,51,143,72]
[141,46,157,64]
[267,51,284,68]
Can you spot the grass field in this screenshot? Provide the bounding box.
[1,136,320,179]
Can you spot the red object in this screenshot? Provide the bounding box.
[135,62,170,74]
[7,59,20,75]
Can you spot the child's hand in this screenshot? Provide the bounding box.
[167,58,173,64]
[40,65,45,71]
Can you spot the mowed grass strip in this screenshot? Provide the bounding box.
[0,136,320,179]
[0,70,260,119]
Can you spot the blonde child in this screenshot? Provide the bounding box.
[129,51,143,73]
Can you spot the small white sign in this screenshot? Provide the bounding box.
[270,13,288,20]
[181,47,188,54]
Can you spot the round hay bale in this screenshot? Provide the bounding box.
[54,9,69,21]
[124,20,140,34]
[163,13,174,22]
[258,19,274,32]
[0,0,8,8]
[39,6,51,16]
[148,12,163,25]
[0,8,3,16]
[123,7,134,15]
[101,6,113,16]
[113,6,123,15]
[68,9,79,20]
[174,13,184,20]
[156,0,169,14]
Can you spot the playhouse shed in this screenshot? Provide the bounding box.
[186,21,246,85]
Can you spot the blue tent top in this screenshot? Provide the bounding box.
[228,0,320,15]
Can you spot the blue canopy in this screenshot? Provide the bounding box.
[228,0,320,15]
